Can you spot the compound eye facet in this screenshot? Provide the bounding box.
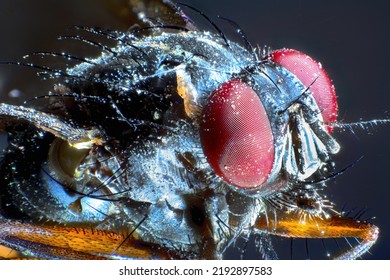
[200,79,274,189]
[269,49,338,131]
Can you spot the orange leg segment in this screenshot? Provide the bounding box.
[254,210,379,259]
[0,220,176,259]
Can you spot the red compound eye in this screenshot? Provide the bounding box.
[200,79,274,189]
[269,49,338,131]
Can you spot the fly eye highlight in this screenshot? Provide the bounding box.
[200,79,274,189]
[269,49,338,130]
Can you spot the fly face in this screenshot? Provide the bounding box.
[0,0,383,259]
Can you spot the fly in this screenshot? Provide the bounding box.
[0,0,386,259]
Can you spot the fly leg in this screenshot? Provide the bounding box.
[254,209,378,259]
[0,103,104,148]
[0,219,180,259]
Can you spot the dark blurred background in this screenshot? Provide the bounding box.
[0,0,389,259]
